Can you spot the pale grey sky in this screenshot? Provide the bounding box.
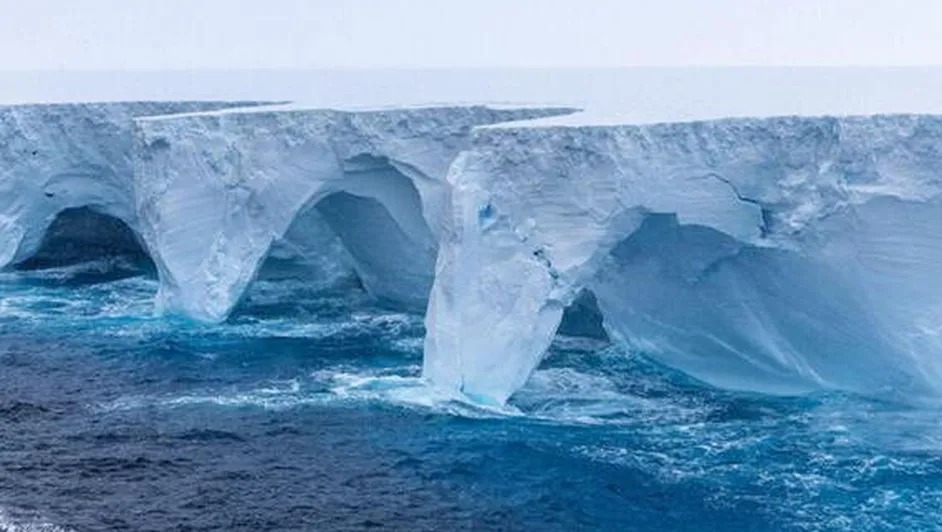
[1,0,940,70]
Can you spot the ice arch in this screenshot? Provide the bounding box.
[315,186,437,309]
[13,207,152,272]
[556,290,608,340]
[424,115,942,404]
[134,106,577,322]
[264,156,611,320]
[246,158,439,312]
[0,164,136,269]
[255,203,356,286]
[587,209,931,396]
[0,101,266,270]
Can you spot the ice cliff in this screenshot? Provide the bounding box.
[0,102,266,269]
[132,105,575,321]
[2,101,941,406]
[425,115,942,403]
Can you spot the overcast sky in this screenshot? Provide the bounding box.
[1,0,940,70]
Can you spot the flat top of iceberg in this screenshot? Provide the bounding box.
[3,67,942,126]
[132,102,578,122]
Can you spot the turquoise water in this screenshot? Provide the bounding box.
[2,259,942,531]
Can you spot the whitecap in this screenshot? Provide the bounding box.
[0,507,70,532]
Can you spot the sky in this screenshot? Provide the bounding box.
[0,0,940,70]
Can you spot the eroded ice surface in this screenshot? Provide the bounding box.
[1,82,941,406]
[133,105,576,321]
[0,101,266,269]
[424,115,942,403]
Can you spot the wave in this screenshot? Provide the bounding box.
[0,507,70,532]
[97,368,521,420]
[93,346,717,428]
[9,262,942,448]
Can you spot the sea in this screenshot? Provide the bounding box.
[2,252,942,531]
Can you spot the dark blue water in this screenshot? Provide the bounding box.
[2,259,942,531]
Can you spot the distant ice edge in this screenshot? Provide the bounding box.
[1,103,941,406]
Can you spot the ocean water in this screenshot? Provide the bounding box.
[2,258,942,531]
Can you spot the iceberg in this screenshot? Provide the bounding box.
[0,102,266,269]
[132,105,576,321]
[2,98,940,407]
[0,102,574,319]
[424,115,942,404]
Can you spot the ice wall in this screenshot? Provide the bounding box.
[425,115,942,404]
[0,102,265,269]
[3,100,939,407]
[133,106,577,321]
